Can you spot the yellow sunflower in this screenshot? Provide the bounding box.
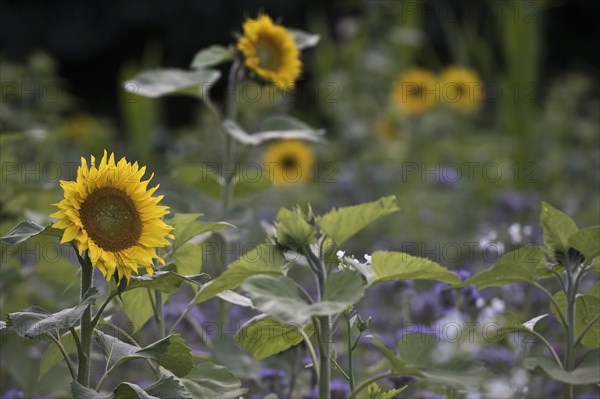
[50,151,174,282]
[263,140,314,185]
[392,68,438,115]
[440,66,483,112]
[237,14,302,89]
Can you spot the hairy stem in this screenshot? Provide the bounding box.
[77,252,94,387]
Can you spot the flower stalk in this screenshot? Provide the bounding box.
[77,251,94,387]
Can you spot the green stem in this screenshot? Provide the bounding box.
[300,328,319,379]
[69,327,84,370]
[221,59,240,216]
[77,252,94,387]
[345,310,356,391]
[154,291,165,340]
[533,282,568,329]
[90,293,117,330]
[46,332,77,380]
[318,315,331,399]
[563,256,578,399]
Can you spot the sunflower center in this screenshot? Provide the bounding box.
[256,36,282,70]
[281,155,297,169]
[79,187,142,252]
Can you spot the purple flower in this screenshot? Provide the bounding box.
[259,367,286,381]
[2,389,25,399]
[330,379,350,399]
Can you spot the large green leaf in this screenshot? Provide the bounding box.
[551,283,600,348]
[222,119,325,146]
[169,213,231,252]
[0,221,62,245]
[95,331,193,377]
[172,165,222,199]
[372,334,485,389]
[124,68,221,99]
[372,252,459,285]
[242,271,364,324]
[190,45,234,69]
[233,169,272,198]
[8,288,98,338]
[454,246,547,289]
[121,289,154,333]
[524,352,600,384]
[179,362,247,399]
[173,243,203,277]
[71,376,190,399]
[236,315,312,360]
[568,227,600,261]
[275,207,316,250]
[540,201,578,254]
[317,196,400,246]
[195,244,285,303]
[122,271,210,294]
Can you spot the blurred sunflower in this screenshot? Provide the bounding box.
[392,68,438,114]
[263,140,314,185]
[50,151,174,282]
[440,66,483,112]
[237,14,302,89]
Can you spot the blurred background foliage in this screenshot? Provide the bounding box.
[1,0,599,398]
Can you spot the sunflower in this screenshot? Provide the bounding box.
[50,151,174,282]
[237,14,302,89]
[263,140,314,185]
[392,68,438,115]
[440,66,483,112]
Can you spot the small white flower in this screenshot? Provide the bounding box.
[364,254,372,263]
[336,250,345,259]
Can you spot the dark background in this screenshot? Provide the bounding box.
[1,0,599,126]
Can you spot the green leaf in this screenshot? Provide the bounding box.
[242,271,364,324]
[71,382,112,399]
[121,289,154,333]
[233,169,272,198]
[540,201,578,254]
[366,383,407,399]
[289,29,320,50]
[372,335,485,389]
[173,165,222,198]
[190,45,234,69]
[236,315,312,360]
[222,119,325,146]
[121,271,210,294]
[372,252,460,285]
[124,68,221,99]
[95,331,193,377]
[275,207,317,250]
[260,114,312,131]
[0,221,61,245]
[173,243,203,277]
[8,288,98,338]
[454,246,547,289]
[195,244,284,303]
[317,196,400,246]
[524,352,600,384]
[39,331,77,380]
[169,213,232,252]
[568,227,600,261]
[179,362,247,399]
[72,376,191,399]
[551,283,600,348]
[216,291,253,308]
